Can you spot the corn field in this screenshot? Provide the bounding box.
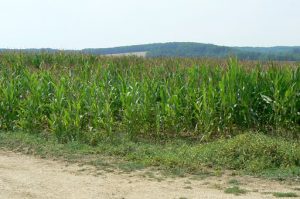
[0,53,299,144]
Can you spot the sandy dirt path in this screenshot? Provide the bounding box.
[0,150,299,199]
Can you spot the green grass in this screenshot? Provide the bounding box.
[273,192,299,198]
[224,186,247,195]
[0,131,299,179]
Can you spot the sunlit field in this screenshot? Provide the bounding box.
[0,53,299,144]
[0,52,299,179]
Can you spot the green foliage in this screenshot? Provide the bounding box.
[198,134,300,172]
[0,131,299,178]
[84,42,300,61]
[3,42,300,61]
[273,192,299,197]
[0,53,299,144]
[224,186,247,195]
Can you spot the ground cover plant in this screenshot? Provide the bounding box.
[273,192,299,198]
[0,52,299,177]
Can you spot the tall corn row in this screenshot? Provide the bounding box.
[0,53,299,144]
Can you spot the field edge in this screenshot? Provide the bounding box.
[0,131,299,181]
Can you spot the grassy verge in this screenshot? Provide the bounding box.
[0,131,299,180]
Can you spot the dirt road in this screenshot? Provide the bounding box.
[0,151,299,199]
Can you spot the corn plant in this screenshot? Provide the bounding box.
[0,52,299,144]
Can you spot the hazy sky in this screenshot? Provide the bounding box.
[0,0,299,49]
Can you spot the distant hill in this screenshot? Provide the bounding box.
[82,42,300,61]
[1,42,300,61]
[83,43,233,58]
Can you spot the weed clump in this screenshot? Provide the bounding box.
[224,186,247,195]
